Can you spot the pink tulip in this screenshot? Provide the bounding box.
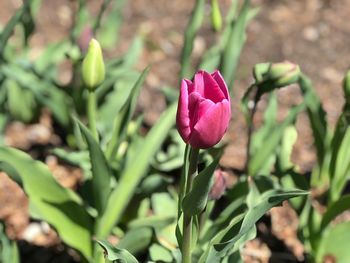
[176,70,231,149]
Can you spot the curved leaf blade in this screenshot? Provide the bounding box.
[0,147,93,260]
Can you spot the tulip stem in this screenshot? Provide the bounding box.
[182,147,199,263]
[245,88,260,173]
[87,90,99,141]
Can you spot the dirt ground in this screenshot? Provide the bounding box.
[1,0,350,262]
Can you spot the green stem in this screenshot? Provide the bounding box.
[182,147,199,263]
[87,90,99,141]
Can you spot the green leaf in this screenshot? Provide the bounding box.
[213,189,308,257]
[180,0,206,78]
[0,222,19,263]
[321,194,350,229]
[6,79,37,122]
[76,119,112,215]
[299,75,329,164]
[277,125,298,171]
[105,67,149,161]
[1,64,72,127]
[97,103,177,238]
[220,0,258,87]
[0,147,93,260]
[0,1,30,58]
[95,0,127,48]
[329,128,350,202]
[182,153,221,216]
[316,222,350,263]
[149,244,173,263]
[117,227,153,255]
[96,240,139,263]
[248,103,304,176]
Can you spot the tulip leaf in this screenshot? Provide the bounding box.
[0,222,19,263]
[117,227,153,255]
[1,64,72,127]
[105,67,149,161]
[299,75,329,164]
[248,103,304,176]
[180,0,206,78]
[96,240,139,263]
[97,103,177,238]
[6,79,37,123]
[149,244,173,263]
[206,189,308,260]
[220,0,259,87]
[182,153,221,216]
[321,194,350,230]
[316,222,350,263]
[0,147,93,260]
[329,127,350,201]
[0,1,30,57]
[76,119,112,215]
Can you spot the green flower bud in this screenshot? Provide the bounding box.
[267,61,300,88]
[343,70,350,102]
[211,0,222,32]
[253,63,270,84]
[82,39,105,90]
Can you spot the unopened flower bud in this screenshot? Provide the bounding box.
[267,61,300,88]
[82,39,105,90]
[211,0,222,32]
[209,169,227,200]
[253,63,270,84]
[343,70,350,103]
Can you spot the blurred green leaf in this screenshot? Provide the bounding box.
[97,103,177,238]
[34,41,72,75]
[77,119,112,215]
[117,227,153,255]
[6,79,37,122]
[182,153,221,216]
[149,244,173,262]
[248,103,304,176]
[276,125,298,172]
[180,0,205,79]
[97,240,138,263]
[20,0,36,45]
[321,195,350,229]
[0,222,19,263]
[0,1,30,59]
[1,64,72,127]
[0,147,93,260]
[316,222,350,263]
[199,0,238,72]
[104,67,149,160]
[329,127,350,201]
[299,75,329,165]
[220,0,259,88]
[52,148,91,180]
[95,0,126,48]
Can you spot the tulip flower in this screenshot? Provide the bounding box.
[176,70,231,149]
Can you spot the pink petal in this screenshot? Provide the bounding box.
[202,71,226,103]
[176,80,192,143]
[211,70,230,100]
[189,99,231,149]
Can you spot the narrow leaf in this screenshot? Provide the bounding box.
[77,119,112,215]
[0,147,93,260]
[96,240,139,263]
[182,153,221,216]
[97,103,177,238]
